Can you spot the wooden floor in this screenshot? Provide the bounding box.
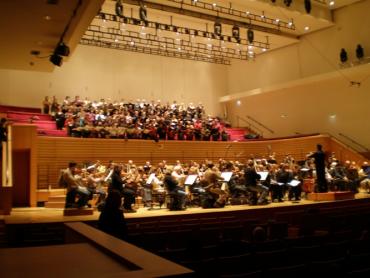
[4,193,370,225]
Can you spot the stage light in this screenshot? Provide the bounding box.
[247,29,254,44]
[55,42,70,56]
[304,0,312,14]
[284,0,292,7]
[214,21,222,36]
[340,48,348,63]
[50,54,63,66]
[115,0,123,17]
[232,25,240,40]
[139,4,147,22]
[356,44,364,59]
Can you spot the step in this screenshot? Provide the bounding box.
[48,195,66,202]
[63,208,94,216]
[45,201,65,208]
[7,111,52,121]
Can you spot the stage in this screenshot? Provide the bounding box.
[3,192,370,225]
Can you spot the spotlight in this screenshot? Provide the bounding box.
[247,29,254,44]
[139,4,147,22]
[284,0,292,7]
[356,44,364,59]
[340,48,348,63]
[49,54,63,66]
[232,25,240,41]
[304,0,312,14]
[115,0,123,17]
[55,42,70,56]
[214,21,222,36]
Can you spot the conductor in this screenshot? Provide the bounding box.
[308,144,328,193]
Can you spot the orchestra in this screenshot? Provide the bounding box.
[61,153,367,212]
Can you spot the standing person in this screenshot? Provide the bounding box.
[42,96,50,114]
[308,144,328,193]
[0,118,8,154]
[98,190,127,240]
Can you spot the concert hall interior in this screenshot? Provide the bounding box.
[1,0,370,277]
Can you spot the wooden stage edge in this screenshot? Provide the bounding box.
[4,193,370,225]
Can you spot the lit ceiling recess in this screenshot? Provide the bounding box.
[80,0,333,65]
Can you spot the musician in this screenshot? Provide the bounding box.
[163,169,186,210]
[202,172,228,208]
[62,162,90,208]
[359,162,370,193]
[85,167,107,207]
[308,144,328,192]
[275,163,293,201]
[244,160,269,205]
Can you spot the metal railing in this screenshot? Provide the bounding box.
[246,115,274,135]
[236,115,263,137]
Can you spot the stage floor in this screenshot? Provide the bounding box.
[3,193,370,225]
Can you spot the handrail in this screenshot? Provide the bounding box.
[324,132,368,158]
[338,133,370,152]
[236,115,264,136]
[246,115,274,134]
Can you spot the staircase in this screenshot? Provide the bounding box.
[225,128,248,141]
[45,195,66,208]
[6,110,67,137]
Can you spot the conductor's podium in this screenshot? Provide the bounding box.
[307,191,355,201]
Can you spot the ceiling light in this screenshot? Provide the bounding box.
[139,4,148,22]
[115,0,124,17]
[304,26,310,31]
[262,48,267,52]
[44,15,51,20]
[247,29,254,44]
[214,21,222,36]
[329,1,335,6]
[304,0,312,14]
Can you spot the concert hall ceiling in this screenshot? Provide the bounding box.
[0,0,363,71]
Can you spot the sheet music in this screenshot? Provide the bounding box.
[257,171,269,181]
[184,175,198,185]
[146,173,156,185]
[221,172,233,182]
[288,180,301,187]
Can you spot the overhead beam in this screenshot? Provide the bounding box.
[120,0,298,40]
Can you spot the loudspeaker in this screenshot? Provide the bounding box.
[50,54,63,67]
[55,43,70,57]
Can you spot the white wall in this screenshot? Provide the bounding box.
[224,0,370,149]
[226,0,370,94]
[0,45,227,117]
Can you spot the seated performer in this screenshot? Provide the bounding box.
[163,169,186,210]
[244,160,269,205]
[202,172,228,208]
[61,162,90,208]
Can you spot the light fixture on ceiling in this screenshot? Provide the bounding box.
[55,42,70,57]
[247,29,254,44]
[329,1,335,6]
[356,44,364,59]
[214,21,222,36]
[115,0,124,17]
[139,2,148,23]
[284,0,292,7]
[49,54,63,67]
[340,48,348,63]
[304,0,312,14]
[232,25,240,42]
